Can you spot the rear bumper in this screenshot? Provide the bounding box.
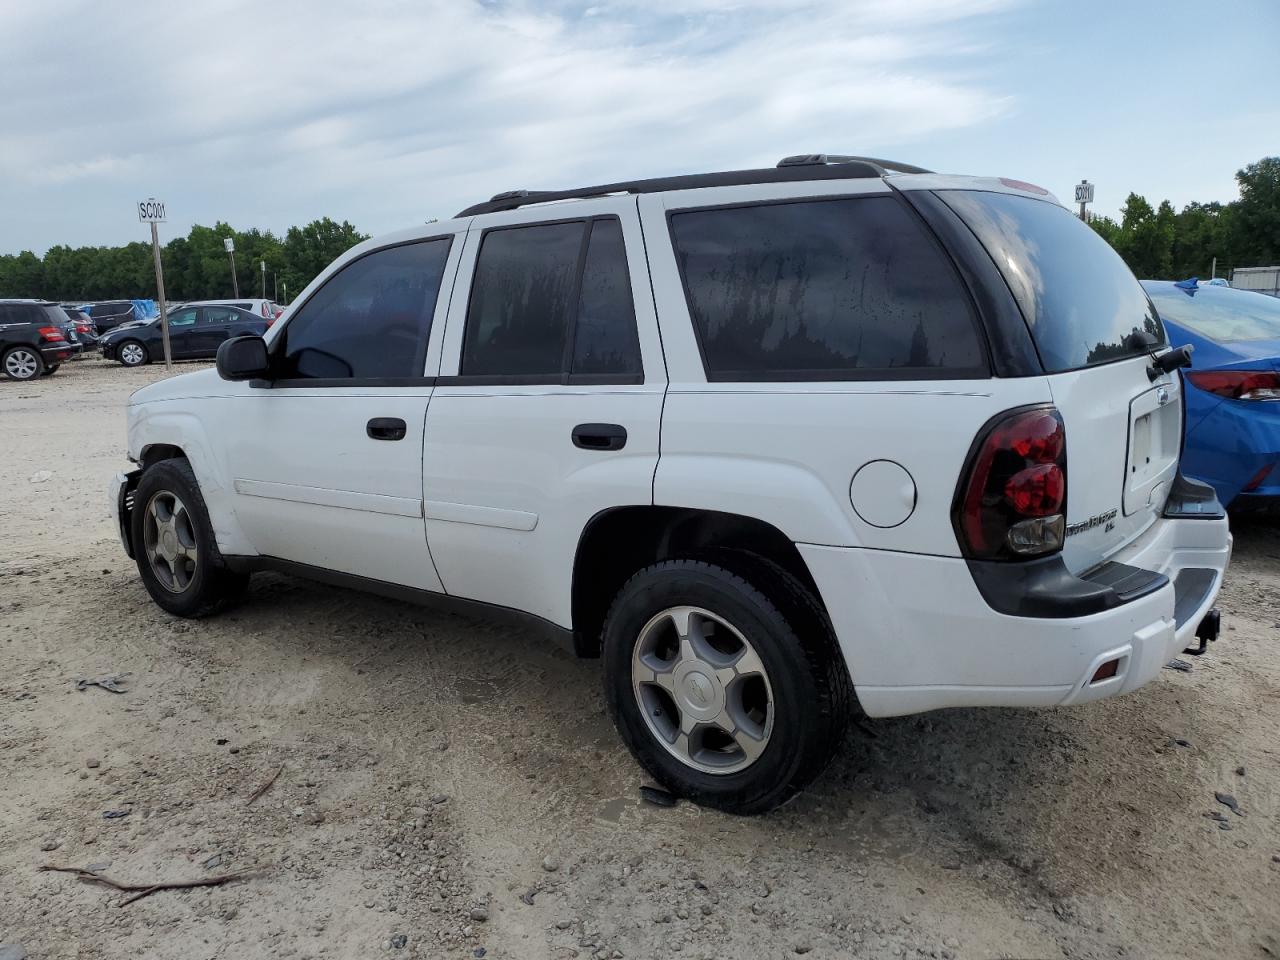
[801,509,1231,718]
[40,342,81,364]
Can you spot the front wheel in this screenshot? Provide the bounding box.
[602,557,851,814]
[118,340,148,367]
[131,459,248,617]
[3,346,43,381]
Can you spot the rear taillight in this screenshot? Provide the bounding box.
[265,317,276,328]
[38,326,65,343]
[1187,370,1280,401]
[955,406,1067,560]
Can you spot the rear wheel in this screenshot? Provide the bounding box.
[602,557,851,814]
[3,346,43,381]
[131,459,248,617]
[119,341,148,367]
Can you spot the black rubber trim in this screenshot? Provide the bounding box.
[898,190,1043,378]
[116,469,141,559]
[221,555,575,653]
[1173,568,1216,628]
[435,373,644,387]
[255,376,438,389]
[1163,471,1226,519]
[966,554,1169,618]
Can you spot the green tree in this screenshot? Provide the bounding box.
[0,250,46,298]
[1111,193,1175,278]
[1233,156,1280,265]
[281,218,369,300]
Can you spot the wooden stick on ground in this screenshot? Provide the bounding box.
[39,864,247,907]
[246,763,284,806]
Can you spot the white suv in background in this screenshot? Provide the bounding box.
[112,155,1231,813]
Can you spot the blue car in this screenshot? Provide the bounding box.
[1143,279,1280,510]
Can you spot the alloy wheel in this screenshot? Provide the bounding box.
[4,348,40,380]
[631,605,774,774]
[121,343,145,366]
[142,490,198,593]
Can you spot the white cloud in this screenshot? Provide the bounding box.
[0,0,1018,250]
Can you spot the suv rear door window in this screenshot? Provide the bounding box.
[669,197,986,380]
[571,219,641,376]
[277,238,452,380]
[462,222,583,378]
[939,190,1164,372]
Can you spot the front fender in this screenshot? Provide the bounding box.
[128,406,257,557]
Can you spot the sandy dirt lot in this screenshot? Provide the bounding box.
[2,357,1278,960]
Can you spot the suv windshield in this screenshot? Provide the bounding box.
[1145,284,1280,343]
[940,190,1164,372]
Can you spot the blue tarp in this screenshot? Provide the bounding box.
[132,299,158,321]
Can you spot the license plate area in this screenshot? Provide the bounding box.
[1124,380,1181,516]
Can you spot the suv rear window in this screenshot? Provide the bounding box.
[669,197,986,380]
[939,191,1165,372]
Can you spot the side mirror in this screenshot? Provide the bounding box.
[216,335,270,381]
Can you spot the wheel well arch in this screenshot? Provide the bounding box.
[570,506,824,658]
[139,443,187,469]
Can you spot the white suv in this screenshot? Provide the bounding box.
[112,156,1232,813]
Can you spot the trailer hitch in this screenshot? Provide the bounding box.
[1183,608,1220,656]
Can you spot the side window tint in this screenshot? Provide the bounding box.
[670,197,985,379]
[462,222,584,377]
[204,308,237,324]
[169,308,198,327]
[278,238,452,380]
[571,219,641,376]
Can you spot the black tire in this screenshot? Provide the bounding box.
[602,556,852,814]
[131,458,248,617]
[2,345,44,381]
[118,340,149,367]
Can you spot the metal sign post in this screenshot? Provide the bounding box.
[261,258,267,298]
[225,236,239,297]
[1074,180,1095,221]
[137,198,172,370]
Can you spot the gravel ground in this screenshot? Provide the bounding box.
[2,356,1278,960]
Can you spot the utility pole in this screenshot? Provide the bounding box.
[225,237,239,297]
[1211,256,1217,280]
[260,259,267,298]
[273,272,278,302]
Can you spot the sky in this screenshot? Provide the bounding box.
[1,0,1277,255]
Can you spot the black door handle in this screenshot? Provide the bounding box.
[367,417,407,441]
[572,423,627,451]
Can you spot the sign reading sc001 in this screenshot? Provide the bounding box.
[137,198,167,223]
[1074,181,1095,204]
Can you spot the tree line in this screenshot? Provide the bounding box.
[1089,156,1278,280]
[0,217,368,304]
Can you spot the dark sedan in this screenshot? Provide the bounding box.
[100,304,270,366]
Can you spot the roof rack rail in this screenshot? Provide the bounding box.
[455,154,927,218]
[776,154,933,175]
